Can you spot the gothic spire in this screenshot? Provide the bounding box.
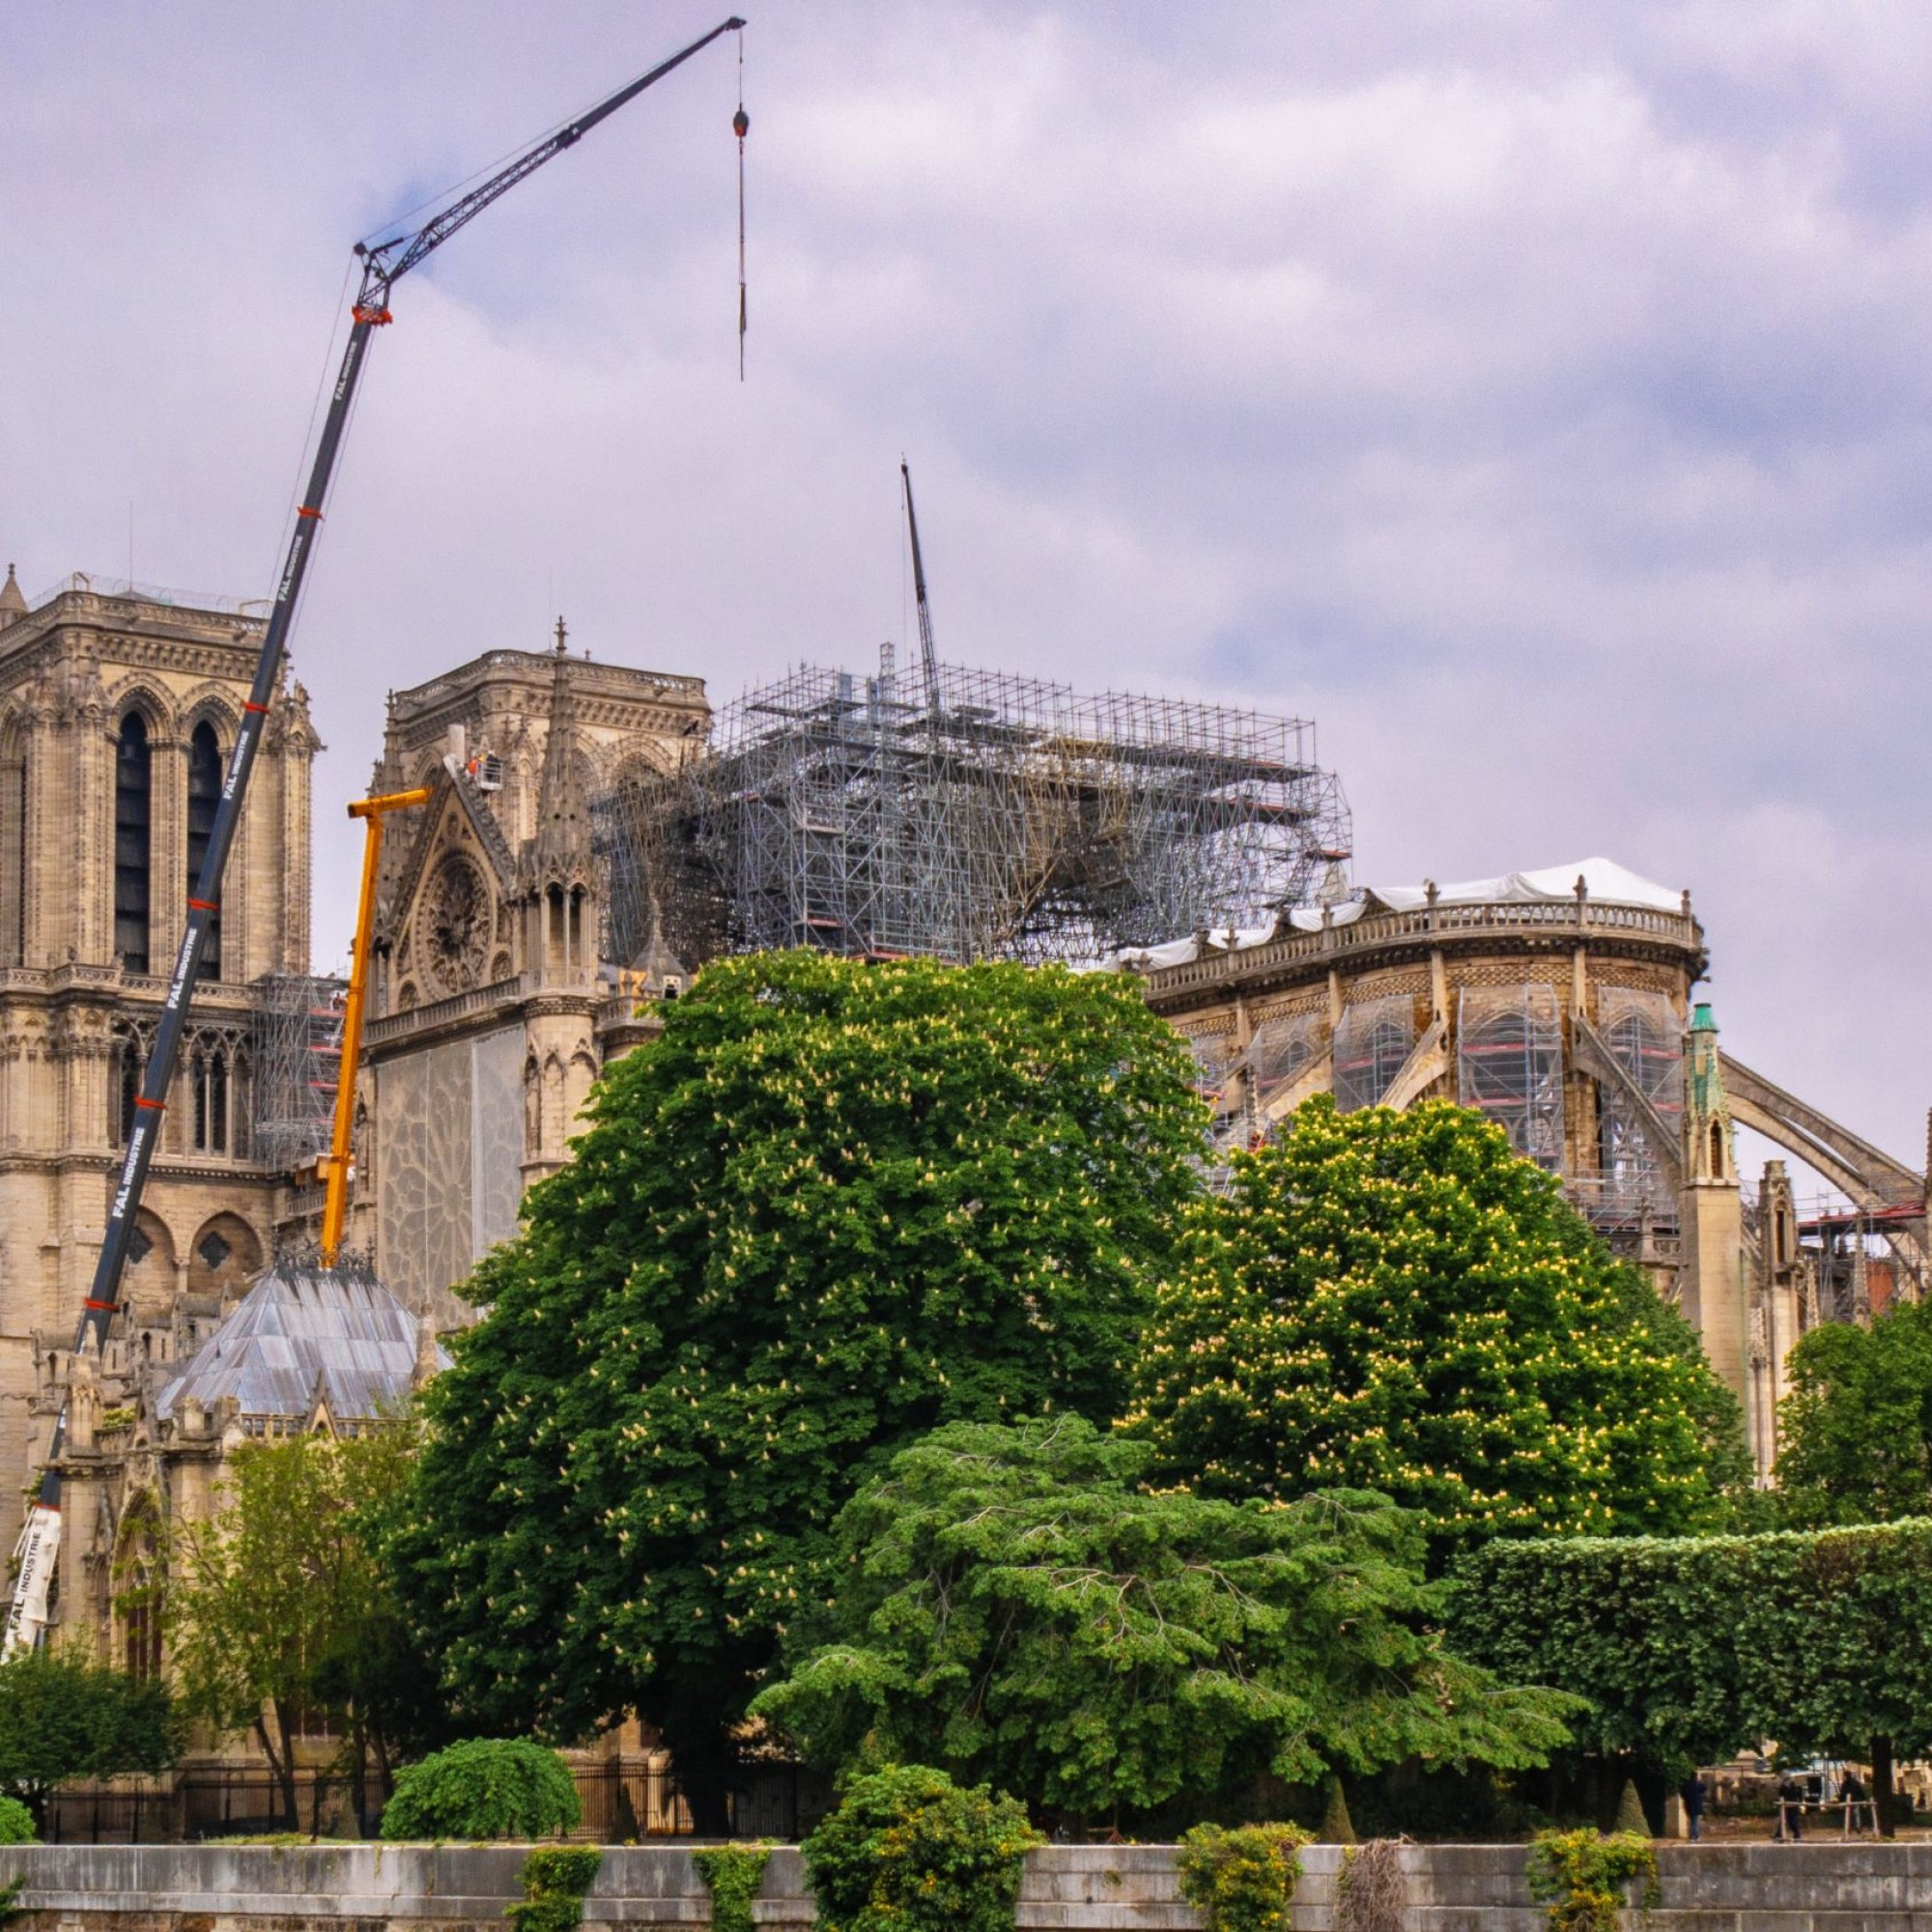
[529,620,592,886]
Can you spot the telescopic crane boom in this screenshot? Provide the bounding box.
[900,461,942,720]
[2,16,747,1660]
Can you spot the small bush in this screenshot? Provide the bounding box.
[0,1798,33,1845]
[380,1738,581,1841]
[1523,1831,1659,1932]
[507,1845,603,1932]
[802,1764,1038,1932]
[1175,1823,1313,1932]
[695,1844,773,1932]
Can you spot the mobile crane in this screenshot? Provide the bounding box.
[2,16,748,1658]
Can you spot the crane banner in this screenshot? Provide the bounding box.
[1,1503,61,1659]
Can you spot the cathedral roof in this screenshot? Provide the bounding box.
[154,1257,442,1423]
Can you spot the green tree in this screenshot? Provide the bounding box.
[393,952,1205,1829]
[1776,1298,1932,1525]
[1127,1098,1746,1559]
[750,1416,1575,1830]
[166,1423,435,1830]
[1450,1520,1932,1833]
[0,1651,179,1825]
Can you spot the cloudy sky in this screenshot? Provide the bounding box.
[3,1,1926,1183]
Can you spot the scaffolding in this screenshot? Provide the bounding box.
[594,648,1352,969]
[1457,985,1565,1170]
[252,974,348,1172]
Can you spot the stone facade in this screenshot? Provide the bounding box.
[0,569,318,1564]
[1126,860,1930,1478]
[352,627,709,1316]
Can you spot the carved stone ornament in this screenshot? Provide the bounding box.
[420,853,491,997]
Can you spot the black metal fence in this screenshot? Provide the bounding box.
[45,1759,831,1845]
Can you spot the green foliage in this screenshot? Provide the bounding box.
[395,952,1205,1807]
[0,1650,180,1801]
[0,1798,34,1845]
[1522,1831,1658,1932]
[1175,1823,1311,1932]
[1611,1780,1649,1837]
[801,1764,1038,1932]
[165,1421,441,1823]
[1128,1098,1747,1559]
[507,1846,603,1932]
[1449,1520,1932,1771]
[0,1876,19,1927]
[752,1417,1576,1826]
[1776,1298,1932,1525]
[380,1738,581,1841]
[693,1845,773,1932]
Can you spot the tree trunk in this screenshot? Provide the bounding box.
[1872,1735,1896,1838]
[259,1701,300,1833]
[662,1709,737,1837]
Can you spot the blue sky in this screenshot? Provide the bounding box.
[3,1,1926,1179]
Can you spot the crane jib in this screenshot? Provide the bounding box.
[0,14,747,1662]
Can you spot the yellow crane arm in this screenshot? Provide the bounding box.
[320,786,433,1264]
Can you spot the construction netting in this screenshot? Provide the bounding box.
[1332,994,1415,1113]
[252,974,346,1171]
[1245,1009,1328,1117]
[1457,985,1564,1169]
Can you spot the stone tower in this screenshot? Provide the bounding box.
[1678,1001,1748,1422]
[0,570,318,1556]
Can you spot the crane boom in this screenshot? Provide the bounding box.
[3,16,746,1660]
[900,461,942,720]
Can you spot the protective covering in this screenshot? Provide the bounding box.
[154,1256,440,1423]
[1457,985,1564,1169]
[1244,1009,1328,1114]
[375,1025,525,1312]
[1333,994,1415,1113]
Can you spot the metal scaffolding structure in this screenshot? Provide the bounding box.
[595,647,1352,968]
[252,974,347,1172]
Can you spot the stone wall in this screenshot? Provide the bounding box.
[6,1839,1931,1932]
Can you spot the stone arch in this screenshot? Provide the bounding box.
[112,1488,165,1681]
[565,1044,598,1130]
[523,1053,541,1157]
[174,686,242,745]
[123,1208,178,1322]
[102,679,176,740]
[186,1211,262,1299]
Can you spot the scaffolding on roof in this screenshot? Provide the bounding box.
[594,648,1352,969]
[252,974,348,1172]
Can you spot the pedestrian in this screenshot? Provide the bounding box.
[1680,1771,1707,1842]
[1777,1773,1804,1842]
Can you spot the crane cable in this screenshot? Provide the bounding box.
[734,31,750,380]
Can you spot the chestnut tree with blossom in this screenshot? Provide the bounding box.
[390,951,1205,1832]
[1125,1097,1747,1562]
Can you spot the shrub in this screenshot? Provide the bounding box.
[507,1846,603,1932]
[802,1764,1038,1932]
[1175,1824,1313,1932]
[694,1844,773,1932]
[0,1797,34,1844]
[379,1738,581,1840]
[1523,1831,1659,1932]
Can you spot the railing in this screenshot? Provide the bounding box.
[365,974,528,1048]
[1139,899,1703,998]
[44,1759,831,1845]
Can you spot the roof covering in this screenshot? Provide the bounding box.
[1105,858,1688,972]
[155,1258,440,1423]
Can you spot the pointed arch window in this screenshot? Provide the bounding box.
[187,721,222,980]
[114,714,152,973]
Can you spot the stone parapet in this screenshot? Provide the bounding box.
[7,1840,1932,1932]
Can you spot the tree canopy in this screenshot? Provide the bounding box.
[1776,1297,1932,1526]
[1450,1519,1932,1826]
[393,951,1205,1825]
[0,1651,179,1817]
[1126,1097,1747,1558]
[750,1415,1576,1828]
[166,1423,434,1829]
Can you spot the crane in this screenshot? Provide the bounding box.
[900,460,942,721]
[2,16,748,1660]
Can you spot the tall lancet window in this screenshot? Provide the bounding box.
[187,721,222,980]
[114,714,152,974]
